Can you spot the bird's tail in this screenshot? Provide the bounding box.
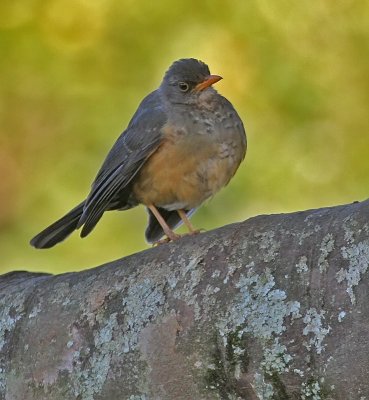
[30,202,85,249]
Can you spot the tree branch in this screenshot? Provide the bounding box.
[1,200,369,399]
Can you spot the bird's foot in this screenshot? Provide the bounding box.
[184,228,206,236]
[152,237,170,246]
[153,232,181,246]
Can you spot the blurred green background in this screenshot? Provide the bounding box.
[1,1,368,274]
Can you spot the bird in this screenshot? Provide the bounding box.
[30,58,247,249]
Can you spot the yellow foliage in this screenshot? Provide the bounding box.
[1,1,368,273]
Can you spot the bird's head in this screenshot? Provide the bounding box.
[160,58,222,105]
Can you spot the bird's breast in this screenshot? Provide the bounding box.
[132,107,246,210]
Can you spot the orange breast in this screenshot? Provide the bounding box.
[132,123,245,210]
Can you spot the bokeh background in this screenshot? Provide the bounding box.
[1,1,368,274]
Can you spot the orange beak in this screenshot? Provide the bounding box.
[194,74,223,91]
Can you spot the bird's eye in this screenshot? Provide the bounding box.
[178,82,189,92]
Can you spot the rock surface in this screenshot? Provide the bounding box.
[1,200,369,399]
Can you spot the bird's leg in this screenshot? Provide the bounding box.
[148,205,181,242]
[177,209,201,235]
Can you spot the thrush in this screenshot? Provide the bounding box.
[30,58,247,248]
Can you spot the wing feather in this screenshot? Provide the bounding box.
[77,90,166,236]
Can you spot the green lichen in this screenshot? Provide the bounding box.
[268,371,289,399]
[71,313,119,400]
[302,308,331,354]
[28,303,42,319]
[0,292,27,392]
[293,368,304,377]
[68,277,167,400]
[205,339,233,399]
[254,231,280,262]
[336,241,369,304]
[226,328,249,376]
[218,268,301,343]
[260,340,292,399]
[253,373,274,400]
[337,311,346,322]
[318,234,335,273]
[51,281,74,305]
[301,377,331,400]
[261,340,292,375]
[342,216,357,245]
[168,253,204,309]
[298,216,322,245]
[205,329,250,399]
[296,256,308,273]
[217,268,301,399]
[301,380,322,400]
[122,278,166,352]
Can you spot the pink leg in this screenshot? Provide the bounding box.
[148,205,181,242]
[177,209,200,235]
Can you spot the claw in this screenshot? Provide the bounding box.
[152,233,181,246]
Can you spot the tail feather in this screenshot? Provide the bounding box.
[145,207,194,243]
[30,202,85,249]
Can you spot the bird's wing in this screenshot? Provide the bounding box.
[78,90,167,236]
